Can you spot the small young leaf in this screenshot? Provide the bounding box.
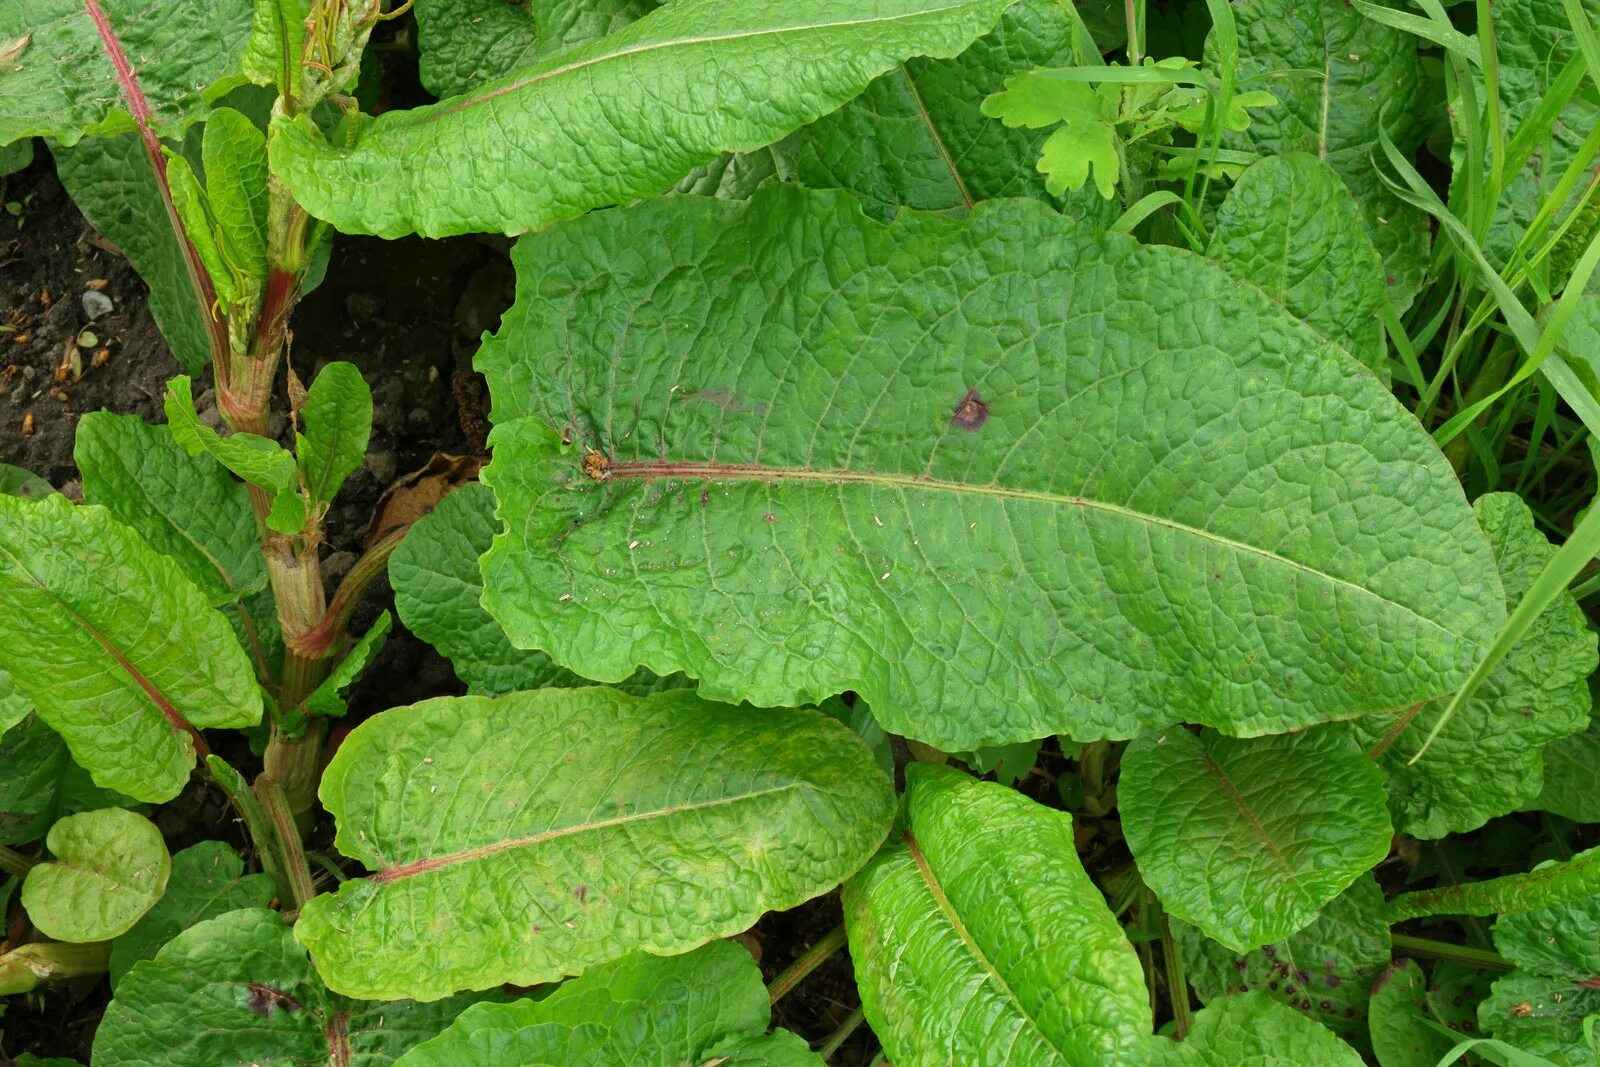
[1150,992,1366,1066]
[302,610,391,719]
[0,494,262,803]
[296,688,894,1000]
[164,375,296,495]
[269,0,1021,237]
[983,73,1121,198]
[22,808,171,942]
[393,941,816,1066]
[1121,727,1391,952]
[845,763,1151,1064]
[1346,493,1596,839]
[478,186,1503,751]
[1369,960,1460,1067]
[1178,876,1391,1043]
[1207,154,1390,374]
[166,154,235,305]
[199,108,269,295]
[296,361,372,506]
[108,840,275,987]
[93,908,496,1067]
[389,482,685,696]
[0,715,134,846]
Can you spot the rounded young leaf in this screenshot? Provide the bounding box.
[94,908,493,1067]
[393,941,816,1066]
[296,688,895,1001]
[1150,992,1366,1066]
[22,808,170,942]
[478,186,1501,750]
[1121,727,1391,952]
[0,494,262,802]
[845,762,1150,1065]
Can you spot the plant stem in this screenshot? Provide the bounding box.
[263,717,329,837]
[817,1007,866,1061]
[0,941,111,995]
[0,843,37,877]
[207,755,296,907]
[295,524,409,660]
[768,924,848,1005]
[1160,911,1193,1039]
[1391,933,1514,971]
[255,775,317,915]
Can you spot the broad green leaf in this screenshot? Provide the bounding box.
[1178,876,1391,1043]
[164,374,296,493]
[1389,846,1600,923]
[1150,992,1367,1066]
[0,462,55,500]
[1465,0,1600,271]
[1369,960,1460,1067]
[411,0,654,98]
[1428,962,1495,1039]
[296,688,894,1001]
[477,186,1503,749]
[845,762,1151,1065]
[166,107,268,309]
[108,840,275,987]
[94,908,495,1067]
[269,0,1020,237]
[0,0,252,144]
[393,941,818,1067]
[1207,154,1390,375]
[76,411,280,679]
[818,695,894,775]
[388,483,685,696]
[302,611,391,719]
[51,135,211,373]
[0,494,262,802]
[1344,493,1596,838]
[1536,707,1600,821]
[1121,727,1391,952]
[297,361,372,506]
[21,808,170,942]
[1480,888,1600,1066]
[1209,0,1431,310]
[0,715,133,846]
[785,0,1120,223]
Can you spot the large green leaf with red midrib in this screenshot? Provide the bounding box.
[476,185,1501,750]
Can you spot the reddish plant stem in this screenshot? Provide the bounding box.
[291,525,409,659]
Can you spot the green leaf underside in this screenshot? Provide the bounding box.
[0,494,261,803]
[393,941,818,1067]
[1481,884,1600,1065]
[296,688,895,1001]
[75,412,281,679]
[388,483,687,696]
[269,0,1020,237]
[1179,876,1392,1042]
[1345,493,1596,839]
[22,808,170,942]
[0,715,132,846]
[1368,960,1460,1067]
[1207,153,1390,375]
[845,763,1150,1065]
[1121,727,1391,952]
[0,0,252,145]
[50,135,212,374]
[1210,0,1430,309]
[1150,992,1366,1066]
[478,186,1501,750]
[108,840,275,987]
[93,908,494,1067]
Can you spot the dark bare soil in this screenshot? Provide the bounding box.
[0,149,888,1065]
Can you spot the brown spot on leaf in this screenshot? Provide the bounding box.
[950,389,988,430]
[247,983,305,1017]
[582,451,612,482]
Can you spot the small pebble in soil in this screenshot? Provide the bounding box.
[80,289,113,319]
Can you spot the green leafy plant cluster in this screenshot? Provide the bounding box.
[0,0,1598,1062]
